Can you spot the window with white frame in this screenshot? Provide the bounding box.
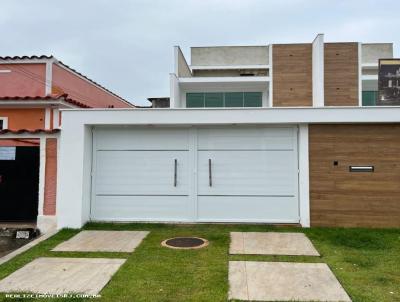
[0,117,8,130]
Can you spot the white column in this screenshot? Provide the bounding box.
[298,124,310,227]
[169,73,179,108]
[312,34,324,107]
[268,44,273,107]
[56,116,91,229]
[44,108,51,129]
[53,109,60,128]
[358,42,362,106]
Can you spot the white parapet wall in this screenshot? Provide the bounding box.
[191,46,270,66]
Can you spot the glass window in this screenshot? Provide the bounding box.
[186,92,263,108]
[362,91,378,106]
[205,93,224,107]
[244,92,262,107]
[186,93,204,108]
[0,120,3,130]
[225,92,244,107]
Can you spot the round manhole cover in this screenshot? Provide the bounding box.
[161,237,209,249]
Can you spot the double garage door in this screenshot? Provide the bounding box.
[91,126,299,223]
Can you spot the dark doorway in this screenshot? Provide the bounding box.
[0,147,40,221]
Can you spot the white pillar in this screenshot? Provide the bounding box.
[44,108,51,130]
[298,124,310,227]
[169,73,179,108]
[56,116,91,229]
[268,44,273,107]
[312,34,324,107]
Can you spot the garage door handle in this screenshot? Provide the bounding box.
[208,159,212,187]
[174,159,177,187]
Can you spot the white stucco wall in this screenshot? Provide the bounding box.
[174,46,192,78]
[56,107,400,229]
[362,43,393,64]
[191,46,269,66]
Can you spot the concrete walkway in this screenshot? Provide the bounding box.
[0,231,57,266]
[0,257,125,295]
[52,230,149,252]
[229,261,351,302]
[230,232,320,256]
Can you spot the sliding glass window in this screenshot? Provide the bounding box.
[186,92,262,108]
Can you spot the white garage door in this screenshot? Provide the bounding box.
[91,126,299,223]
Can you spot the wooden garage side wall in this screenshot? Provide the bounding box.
[272,44,312,107]
[324,43,359,106]
[309,124,400,228]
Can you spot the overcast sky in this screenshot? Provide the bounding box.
[1,0,398,105]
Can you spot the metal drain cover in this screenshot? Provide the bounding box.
[161,237,209,249]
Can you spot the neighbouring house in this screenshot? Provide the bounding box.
[0,55,134,233]
[147,97,170,108]
[56,34,399,229]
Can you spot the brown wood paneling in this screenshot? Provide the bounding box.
[273,44,312,107]
[324,43,359,106]
[309,124,400,228]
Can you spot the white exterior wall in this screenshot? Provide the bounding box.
[56,118,91,229]
[191,46,269,66]
[361,43,393,64]
[174,46,192,78]
[56,107,400,229]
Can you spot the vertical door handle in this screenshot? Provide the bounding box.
[208,159,212,187]
[174,159,177,187]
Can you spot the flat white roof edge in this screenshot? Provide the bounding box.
[60,106,400,112]
[59,107,400,125]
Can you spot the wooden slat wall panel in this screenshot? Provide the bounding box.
[324,43,359,106]
[273,44,312,107]
[309,124,400,228]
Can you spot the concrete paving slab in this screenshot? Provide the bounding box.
[0,257,126,295]
[229,261,351,302]
[52,230,149,252]
[230,232,320,256]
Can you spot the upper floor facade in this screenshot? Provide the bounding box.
[0,55,134,131]
[170,34,393,108]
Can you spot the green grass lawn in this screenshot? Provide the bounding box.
[0,223,399,302]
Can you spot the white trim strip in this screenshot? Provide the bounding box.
[0,59,53,64]
[190,64,270,70]
[362,75,378,80]
[0,100,77,108]
[44,108,51,130]
[0,133,59,139]
[179,76,270,83]
[45,61,53,95]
